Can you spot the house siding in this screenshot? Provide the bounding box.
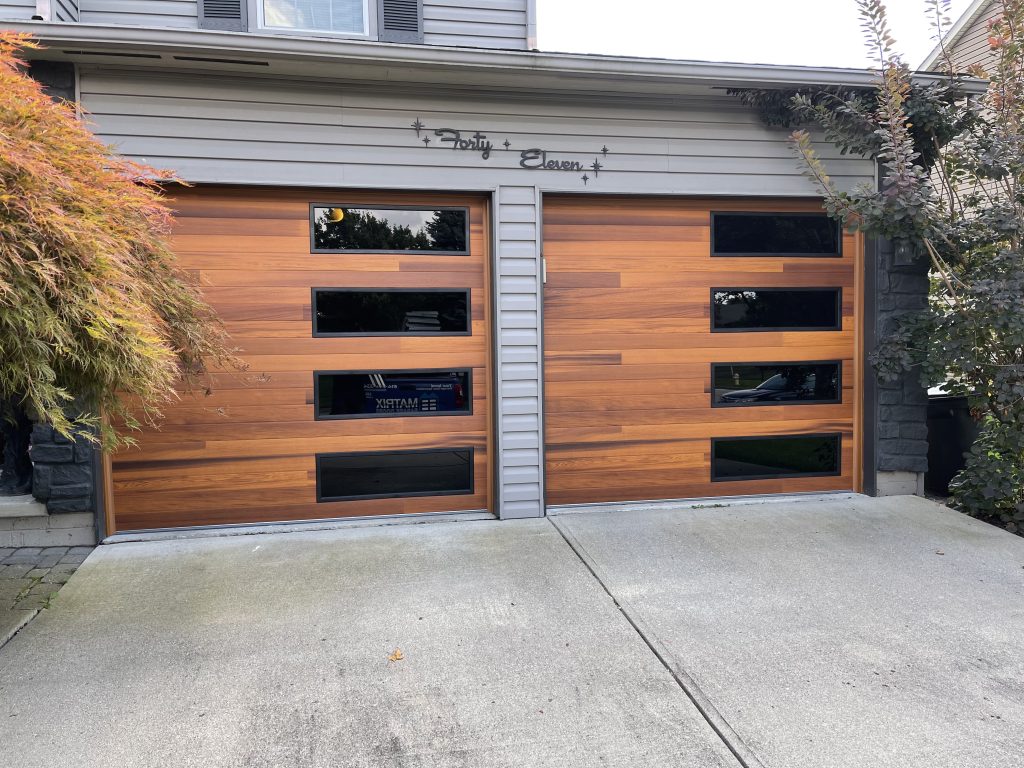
[0,1,35,20]
[78,0,199,28]
[77,67,874,519]
[423,0,527,50]
[945,2,1000,72]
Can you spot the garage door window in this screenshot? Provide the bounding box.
[712,362,841,407]
[711,288,841,331]
[311,205,469,254]
[712,434,841,481]
[312,288,471,336]
[317,448,475,501]
[315,370,472,419]
[712,212,841,256]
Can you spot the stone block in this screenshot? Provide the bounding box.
[49,483,92,500]
[878,454,929,473]
[881,405,928,423]
[46,497,93,514]
[875,470,925,496]
[901,423,930,440]
[73,440,96,464]
[32,465,52,500]
[30,424,55,443]
[879,389,904,405]
[878,422,900,439]
[29,444,74,464]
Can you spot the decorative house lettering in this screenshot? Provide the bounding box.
[411,117,609,185]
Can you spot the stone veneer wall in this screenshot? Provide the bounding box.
[29,424,96,515]
[873,238,930,495]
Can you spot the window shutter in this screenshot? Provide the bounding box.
[377,0,423,44]
[199,0,247,32]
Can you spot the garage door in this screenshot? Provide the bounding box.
[109,187,490,532]
[542,196,860,507]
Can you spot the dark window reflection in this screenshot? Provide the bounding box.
[317,449,474,501]
[712,289,840,331]
[713,363,840,406]
[712,434,840,481]
[314,289,470,335]
[317,371,471,419]
[713,213,840,256]
[312,206,468,252]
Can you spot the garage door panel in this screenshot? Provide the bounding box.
[111,187,491,532]
[543,195,859,507]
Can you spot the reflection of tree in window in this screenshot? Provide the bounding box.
[313,208,467,251]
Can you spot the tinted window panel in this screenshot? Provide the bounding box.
[713,363,840,406]
[712,289,840,331]
[314,289,470,335]
[312,206,468,252]
[713,213,840,256]
[712,434,841,481]
[316,370,471,419]
[317,449,474,501]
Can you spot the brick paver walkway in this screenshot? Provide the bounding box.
[0,546,93,646]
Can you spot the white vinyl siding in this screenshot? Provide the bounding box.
[78,0,199,27]
[0,1,35,19]
[423,0,527,49]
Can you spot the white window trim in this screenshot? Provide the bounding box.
[255,0,375,40]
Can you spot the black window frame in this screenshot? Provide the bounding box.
[710,211,843,258]
[311,287,473,338]
[313,368,474,421]
[315,447,476,502]
[309,203,471,255]
[709,360,843,408]
[710,433,843,482]
[710,287,843,333]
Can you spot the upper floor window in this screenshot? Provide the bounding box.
[263,0,369,36]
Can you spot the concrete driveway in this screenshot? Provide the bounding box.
[1,495,1022,768]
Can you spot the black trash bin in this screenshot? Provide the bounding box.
[926,395,980,496]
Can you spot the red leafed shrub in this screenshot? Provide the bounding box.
[0,33,239,447]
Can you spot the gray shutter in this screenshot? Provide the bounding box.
[199,0,247,31]
[377,0,423,44]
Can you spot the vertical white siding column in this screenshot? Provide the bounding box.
[494,185,544,518]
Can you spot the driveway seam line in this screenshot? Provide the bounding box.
[0,608,39,652]
[547,516,767,768]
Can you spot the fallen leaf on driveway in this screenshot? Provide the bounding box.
[388,649,404,663]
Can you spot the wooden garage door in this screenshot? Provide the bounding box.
[542,196,861,506]
[109,187,490,532]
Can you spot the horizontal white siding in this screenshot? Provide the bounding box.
[423,0,527,49]
[496,184,543,517]
[0,1,34,20]
[79,0,198,27]
[78,69,874,195]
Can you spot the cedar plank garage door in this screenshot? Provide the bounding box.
[109,187,490,532]
[542,196,861,507]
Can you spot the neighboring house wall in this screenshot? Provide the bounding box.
[929,0,1001,73]
[78,0,198,28]
[78,67,875,518]
[423,0,528,49]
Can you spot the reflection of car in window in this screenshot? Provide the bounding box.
[720,373,817,404]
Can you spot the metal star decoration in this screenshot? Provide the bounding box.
[581,173,589,185]
[601,145,609,156]
[503,139,511,150]
[590,160,602,176]
[422,136,431,146]
[412,118,424,137]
